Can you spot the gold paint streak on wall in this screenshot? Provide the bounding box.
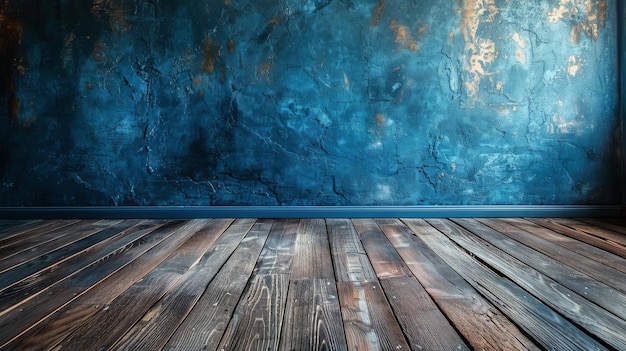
[548,0,607,43]
[567,55,582,76]
[370,0,385,27]
[459,0,499,106]
[389,19,419,52]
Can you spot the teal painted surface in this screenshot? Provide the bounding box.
[0,0,621,206]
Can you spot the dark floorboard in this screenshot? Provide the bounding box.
[0,217,625,350]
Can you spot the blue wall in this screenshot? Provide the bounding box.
[0,0,621,206]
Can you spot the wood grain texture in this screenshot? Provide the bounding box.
[466,218,626,295]
[578,218,626,236]
[0,219,149,297]
[498,218,626,273]
[380,218,540,351]
[0,219,196,348]
[2,217,625,351]
[279,279,348,351]
[448,218,626,349]
[0,219,90,272]
[552,218,626,246]
[352,219,411,279]
[526,217,626,258]
[410,218,609,351]
[381,276,469,351]
[479,218,626,317]
[218,273,289,351]
[290,219,336,281]
[10,219,235,351]
[115,219,267,351]
[55,219,251,351]
[0,220,50,241]
[327,218,378,282]
[337,281,410,351]
[0,219,147,312]
[158,219,268,351]
[255,218,299,275]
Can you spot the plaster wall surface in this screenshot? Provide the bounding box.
[0,0,620,206]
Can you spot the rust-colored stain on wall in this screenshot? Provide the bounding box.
[370,0,385,27]
[202,37,220,75]
[389,19,419,52]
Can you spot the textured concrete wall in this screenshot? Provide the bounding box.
[0,0,621,206]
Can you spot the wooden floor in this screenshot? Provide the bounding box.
[0,218,626,350]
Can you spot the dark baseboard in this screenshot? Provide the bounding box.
[0,205,621,219]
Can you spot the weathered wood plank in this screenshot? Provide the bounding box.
[526,218,626,258]
[337,281,410,351]
[159,220,271,351]
[578,218,626,235]
[217,273,289,351]
[0,219,150,295]
[379,218,539,351]
[0,219,200,348]
[0,220,47,240]
[452,218,626,349]
[467,218,626,321]
[10,218,235,351]
[0,219,92,272]
[290,219,336,281]
[380,276,469,351]
[255,218,299,275]
[327,218,409,351]
[551,218,626,247]
[279,279,348,351]
[327,218,378,282]
[407,218,609,351]
[0,219,147,311]
[499,218,626,274]
[54,219,253,351]
[0,220,76,246]
[352,219,411,279]
[467,218,626,295]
